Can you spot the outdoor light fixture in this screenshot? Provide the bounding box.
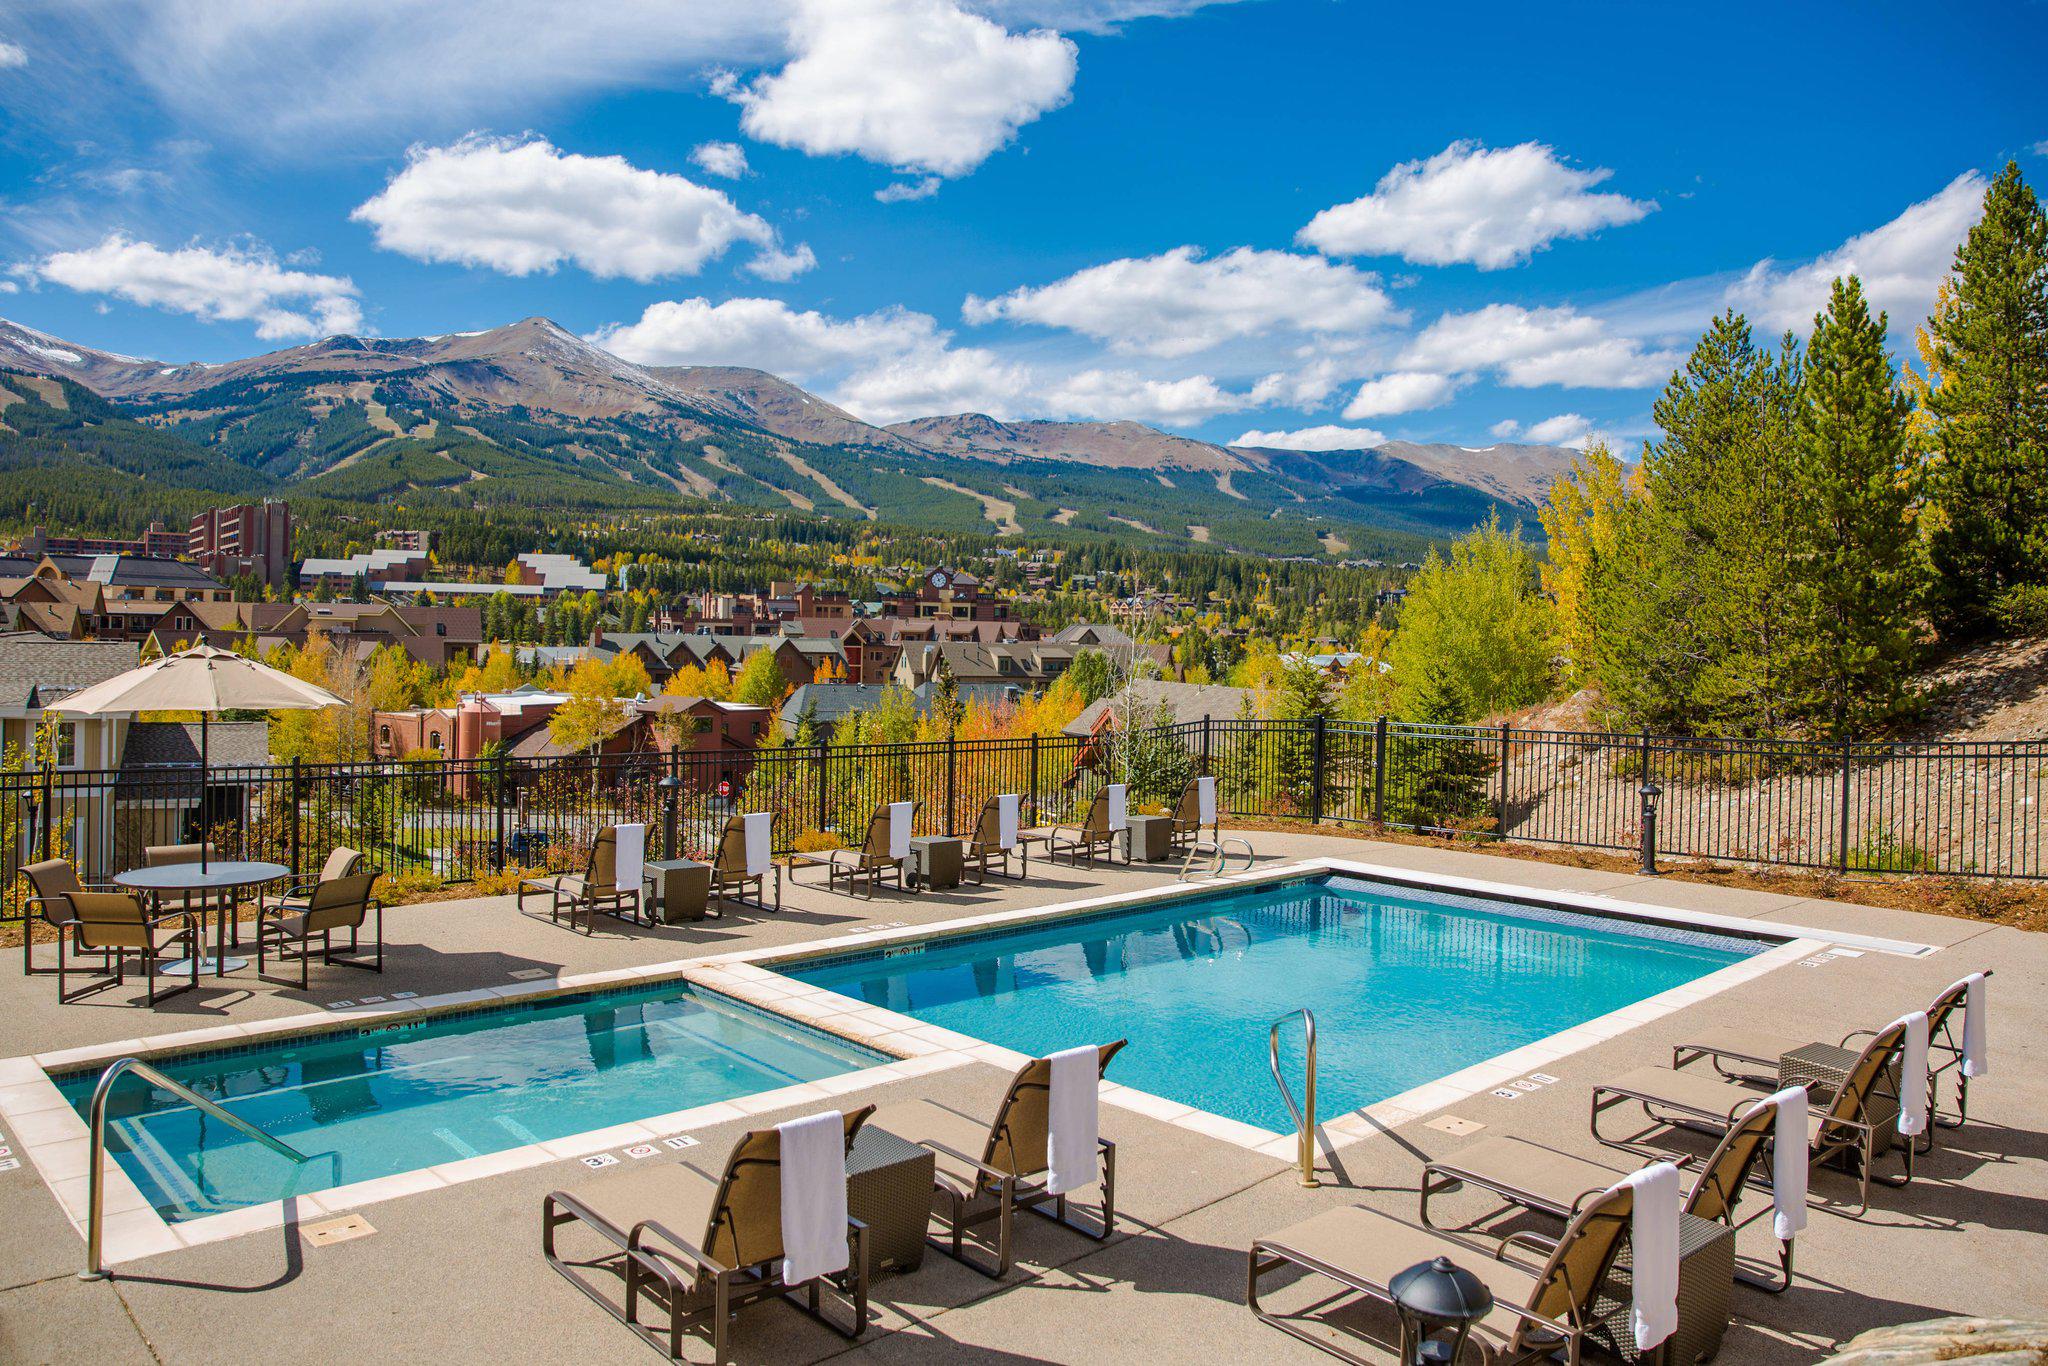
[1638,780,1663,876]
[657,773,683,854]
[1389,1255,1494,1365]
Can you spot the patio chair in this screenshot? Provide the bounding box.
[24,860,202,1006]
[710,812,782,913]
[963,793,1028,883]
[1249,1178,1636,1366]
[1592,1017,1915,1217]
[543,1107,875,1365]
[1423,1082,1793,1291]
[1166,775,1220,854]
[519,825,643,933]
[871,1041,1125,1278]
[256,847,364,917]
[1048,785,1124,866]
[19,857,118,979]
[254,863,383,989]
[789,802,917,898]
[1671,971,1990,1149]
[144,841,229,942]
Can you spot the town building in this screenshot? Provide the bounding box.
[297,548,430,593]
[891,641,1077,690]
[190,501,294,588]
[777,680,1024,739]
[153,601,483,668]
[0,555,233,643]
[11,522,186,560]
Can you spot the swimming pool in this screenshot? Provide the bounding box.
[786,874,1772,1132]
[55,983,884,1223]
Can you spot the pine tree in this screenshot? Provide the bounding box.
[1790,275,1927,733]
[1924,162,2048,635]
[1386,667,1494,830]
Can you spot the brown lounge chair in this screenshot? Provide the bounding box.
[963,794,1029,883]
[1167,775,1220,854]
[1670,970,1990,1149]
[543,1107,874,1365]
[1250,1179,1635,1366]
[872,1041,1125,1277]
[1593,1016,1915,1217]
[1048,786,1122,866]
[1424,1083,1791,1292]
[710,813,782,913]
[789,802,917,898]
[21,859,201,1005]
[519,825,643,933]
[254,853,383,988]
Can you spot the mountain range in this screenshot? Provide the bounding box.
[0,314,1574,559]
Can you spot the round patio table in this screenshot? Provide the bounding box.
[113,860,289,977]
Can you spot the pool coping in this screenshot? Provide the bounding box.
[0,854,1938,1265]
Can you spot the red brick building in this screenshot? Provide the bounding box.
[190,501,293,588]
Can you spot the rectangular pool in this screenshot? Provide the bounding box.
[55,983,884,1223]
[786,875,1772,1132]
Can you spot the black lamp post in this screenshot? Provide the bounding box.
[657,773,683,859]
[1638,781,1663,876]
[1389,1256,1494,1365]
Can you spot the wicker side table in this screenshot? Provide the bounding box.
[1781,1041,1901,1159]
[1588,1210,1733,1365]
[848,1126,936,1275]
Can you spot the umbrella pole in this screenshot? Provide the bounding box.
[200,714,209,872]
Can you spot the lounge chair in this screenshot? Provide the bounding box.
[1423,1082,1793,1291]
[872,1041,1124,1277]
[710,812,782,913]
[254,859,383,988]
[519,825,643,933]
[1671,971,1990,1148]
[963,793,1028,883]
[1249,1179,1636,1366]
[789,802,916,898]
[1166,775,1220,854]
[543,1107,874,1365]
[1593,1017,1915,1217]
[21,860,202,1005]
[1048,785,1124,866]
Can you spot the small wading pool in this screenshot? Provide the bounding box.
[786,874,1774,1133]
[55,983,884,1223]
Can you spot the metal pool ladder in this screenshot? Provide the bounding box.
[1268,1008,1319,1187]
[1179,836,1254,881]
[80,1056,322,1280]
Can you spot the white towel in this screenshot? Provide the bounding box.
[743,811,772,877]
[1958,973,1989,1078]
[1758,1086,1809,1241]
[996,793,1019,850]
[1895,1010,1930,1137]
[1617,1161,1680,1352]
[1196,775,1216,825]
[777,1111,849,1285]
[1105,784,1128,832]
[1045,1045,1099,1196]
[887,801,913,860]
[613,823,645,893]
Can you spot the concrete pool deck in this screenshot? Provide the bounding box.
[0,829,2042,1363]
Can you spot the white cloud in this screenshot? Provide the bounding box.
[721,0,1076,177]
[591,296,942,375]
[2031,140,2048,158]
[835,347,1033,423]
[1523,413,1591,444]
[689,141,750,178]
[876,176,942,203]
[1042,368,1246,423]
[1488,417,1521,438]
[351,135,809,282]
[26,234,362,340]
[965,246,1401,357]
[1342,370,1458,419]
[0,40,27,69]
[1230,424,1387,451]
[1722,172,1984,333]
[1300,141,1655,270]
[0,280,19,294]
[1400,304,1679,389]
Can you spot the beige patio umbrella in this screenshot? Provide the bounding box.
[49,645,346,869]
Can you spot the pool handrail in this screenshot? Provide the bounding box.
[80,1055,321,1280]
[1268,1008,1319,1188]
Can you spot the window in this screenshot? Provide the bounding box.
[429,730,443,750]
[379,725,392,745]
[52,721,78,769]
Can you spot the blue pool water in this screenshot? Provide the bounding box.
[56,984,882,1223]
[789,875,1769,1132]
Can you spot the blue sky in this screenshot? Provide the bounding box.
[1,0,2042,453]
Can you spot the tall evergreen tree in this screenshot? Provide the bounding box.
[1923,162,2048,634]
[1790,275,1927,733]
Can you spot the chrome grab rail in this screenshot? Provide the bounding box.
[1179,837,1254,881]
[81,1056,319,1280]
[1268,1008,1319,1188]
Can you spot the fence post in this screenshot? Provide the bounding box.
[1838,740,1854,872]
[1029,733,1041,820]
[660,749,681,860]
[1496,721,1512,837]
[38,760,53,861]
[1372,716,1387,829]
[493,759,509,871]
[946,733,958,837]
[1201,716,1213,777]
[815,741,829,835]
[288,757,302,880]
[1310,715,1327,825]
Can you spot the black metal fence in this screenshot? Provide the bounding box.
[5,717,2043,918]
